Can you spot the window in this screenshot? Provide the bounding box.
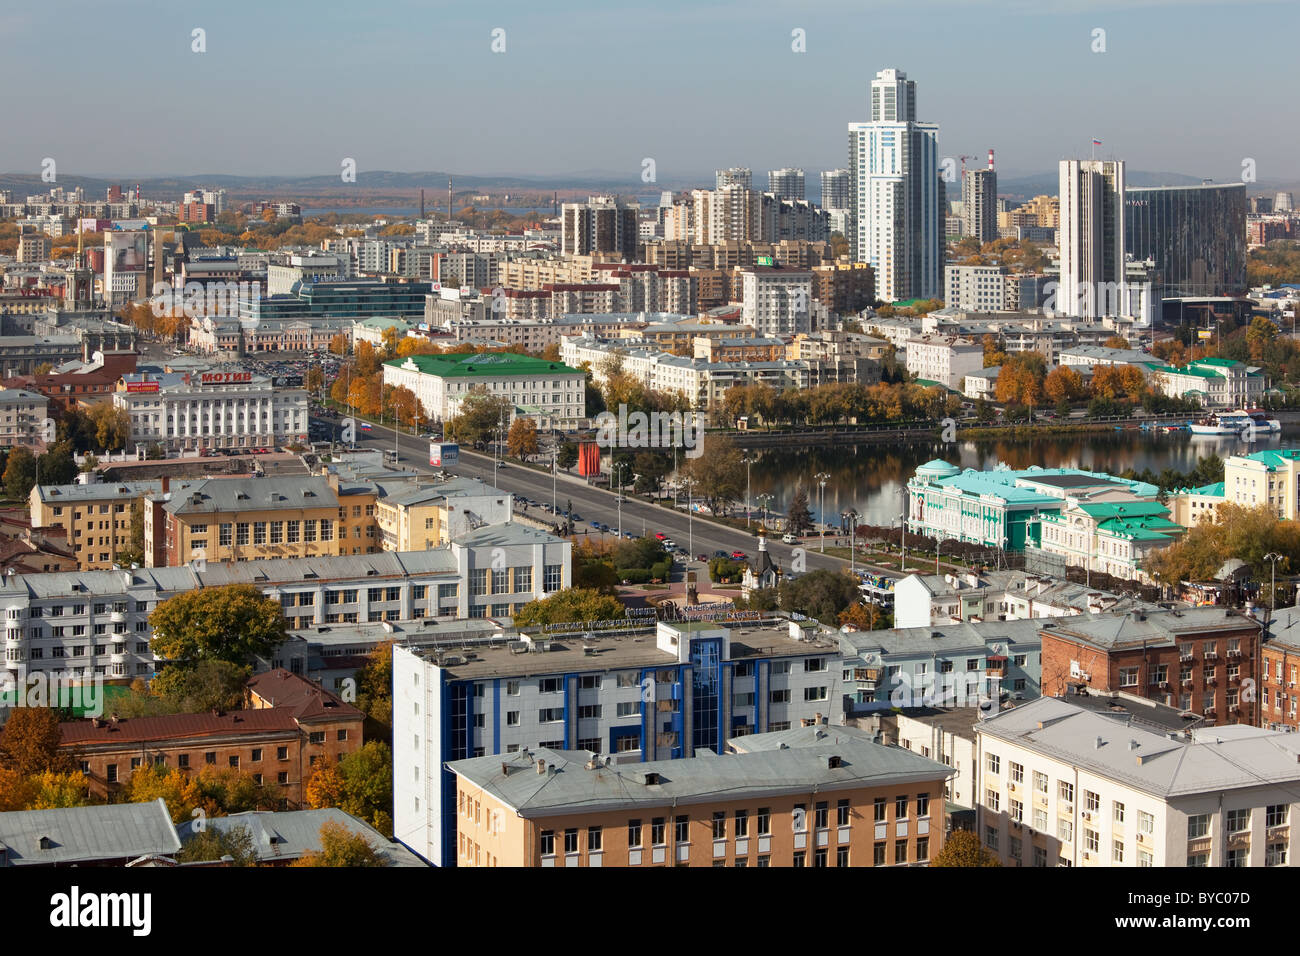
[587,826,602,852]
[895,795,908,819]
[1009,762,1023,784]
[803,686,828,702]
[1113,801,1125,824]
[770,689,790,704]
[1187,814,1209,839]
[579,675,601,690]
[986,753,1000,774]
[1226,808,1249,833]
[837,800,850,827]
[205,751,217,765]
[539,677,562,694]
[1009,799,1023,823]
[874,797,886,822]
[1112,838,1124,863]
[712,812,726,839]
[564,829,578,854]
[251,748,263,762]
[1084,829,1098,853]
[628,820,642,846]
[1033,771,1048,794]
[1032,808,1048,831]
[814,802,828,829]
[1267,843,1287,866]
[506,711,519,727]
[651,818,666,846]
[804,657,826,672]
[1057,819,1073,843]
[1058,781,1074,804]
[894,840,907,864]
[1138,810,1155,835]
[757,808,770,836]
[539,831,555,856]
[674,815,689,844]
[1267,804,1288,828]
[538,708,563,723]
[1119,667,1138,687]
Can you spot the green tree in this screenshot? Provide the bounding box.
[176,825,258,866]
[786,487,813,535]
[680,435,745,516]
[444,387,513,447]
[149,583,288,666]
[779,569,860,625]
[513,588,625,627]
[115,498,146,567]
[354,642,394,736]
[556,442,579,470]
[3,445,36,500]
[290,821,386,867]
[37,441,77,486]
[930,829,1001,867]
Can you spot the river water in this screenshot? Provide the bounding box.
[734,429,1300,529]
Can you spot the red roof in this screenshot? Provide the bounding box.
[61,708,299,746]
[246,668,363,723]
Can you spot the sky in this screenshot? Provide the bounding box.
[3,0,1298,187]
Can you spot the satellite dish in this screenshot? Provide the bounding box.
[977,697,997,721]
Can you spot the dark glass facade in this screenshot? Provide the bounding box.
[690,637,723,757]
[1125,184,1246,298]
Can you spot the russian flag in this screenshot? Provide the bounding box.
[1092,139,1102,146]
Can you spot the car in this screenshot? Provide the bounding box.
[713,550,729,559]
[590,520,601,528]
[663,539,676,549]
[598,523,610,533]
[731,551,747,561]
[655,532,667,541]
[697,553,709,562]
[782,533,798,544]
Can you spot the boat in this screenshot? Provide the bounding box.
[1188,411,1252,436]
[1242,408,1283,434]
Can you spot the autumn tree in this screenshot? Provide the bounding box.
[679,434,745,516]
[507,417,539,460]
[994,352,1046,409]
[149,583,288,666]
[513,588,625,627]
[305,364,325,396]
[0,708,76,776]
[304,741,393,835]
[930,829,1001,867]
[329,333,350,356]
[1043,366,1085,405]
[290,821,386,868]
[88,403,131,452]
[1103,335,1130,350]
[354,641,394,733]
[778,569,860,626]
[444,388,512,447]
[786,486,813,535]
[126,763,202,822]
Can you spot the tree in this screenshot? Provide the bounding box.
[125,763,202,822]
[3,445,36,500]
[305,364,325,396]
[779,569,860,625]
[0,708,76,775]
[444,388,513,447]
[25,770,93,809]
[149,583,288,666]
[556,442,578,470]
[1103,335,1130,350]
[994,352,1046,409]
[838,601,891,631]
[88,403,131,452]
[145,660,251,714]
[37,441,77,486]
[1043,366,1085,405]
[354,642,393,733]
[930,829,1001,867]
[507,417,539,460]
[679,435,745,516]
[176,825,258,866]
[513,588,625,627]
[304,742,394,836]
[787,487,814,535]
[115,498,146,568]
[290,821,385,867]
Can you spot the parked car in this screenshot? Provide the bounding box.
[731,551,747,561]
[663,539,677,549]
[782,533,798,544]
[713,550,729,559]
[696,553,709,562]
[655,532,667,541]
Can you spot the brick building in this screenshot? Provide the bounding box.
[1040,607,1262,726]
[60,669,363,803]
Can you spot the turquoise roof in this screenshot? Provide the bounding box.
[1240,449,1300,470]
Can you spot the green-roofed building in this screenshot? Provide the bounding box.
[907,463,1164,553]
[382,352,587,429]
[1147,356,1264,408]
[1038,497,1186,582]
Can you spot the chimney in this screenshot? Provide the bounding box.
[1094,736,1103,749]
[536,759,546,775]
[988,148,995,171]
[160,476,170,494]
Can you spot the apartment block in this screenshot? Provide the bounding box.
[31,480,163,571]
[1039,607,1262,725]
[903,335,982,390]
[395,618,845,866]
[976,696,1298,866]
[447,724,951,867]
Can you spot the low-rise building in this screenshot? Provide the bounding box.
[1223,448,1300,520]
[975,696,1299,866]
[1038,606,1261,724]
[382,352,586,429]
[375,478,512,552]
[904,335,983,391]
[0,800,181,866]
[446,724,952,868]
[31,480,162,571]
[1146,356,1264,408]
[0,388,49,450]
[1036,499,1186,582]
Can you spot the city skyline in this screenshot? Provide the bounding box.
[2,0,1297,182]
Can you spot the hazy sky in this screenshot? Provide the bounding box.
[4,0,1297,185]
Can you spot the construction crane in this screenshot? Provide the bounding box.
[958,155,973,177]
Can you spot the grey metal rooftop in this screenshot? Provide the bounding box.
[0,799,181,866]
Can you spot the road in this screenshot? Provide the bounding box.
[324,415,860,577]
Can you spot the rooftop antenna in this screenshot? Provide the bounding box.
[448,178,453,224]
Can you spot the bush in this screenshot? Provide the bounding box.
[619,568,652,584]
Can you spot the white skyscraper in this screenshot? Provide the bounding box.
[820,169,851,210]
[1057,159,1127,318]
[848,68,942,302]
[767,168,806,201]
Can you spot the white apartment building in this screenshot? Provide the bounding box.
[1057,159,1127,320]
[739,267,814,336]
[963,366,999,400]
[113,371,309,452]
[267,254,349,296]
[904,335,982,389]
[976,696,1300,867]
[0,388,50,450]
[394,617,846,866]
[848,69,942,302]
[945,264,1008,313]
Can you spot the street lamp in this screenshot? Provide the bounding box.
[551,446,558,514]
[613,461,630,538]
[683,477,696,558]
[815,472,830,553]
[1265,552,1283,611]
[756,493,774,531]
[742,455,757,528]
[842,508,859,578]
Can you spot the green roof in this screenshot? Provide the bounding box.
[1241,448,1300,470]
[385,352,583,378]
[1097,516,1185,541]
[1192,357,1241,368]
[1077,501,1171,519]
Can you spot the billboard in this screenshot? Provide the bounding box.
[272,375,304,387]
[125,380,160,393]
[1197,330,1213,340]
[429,442,459,467]
[201,371,253,385]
